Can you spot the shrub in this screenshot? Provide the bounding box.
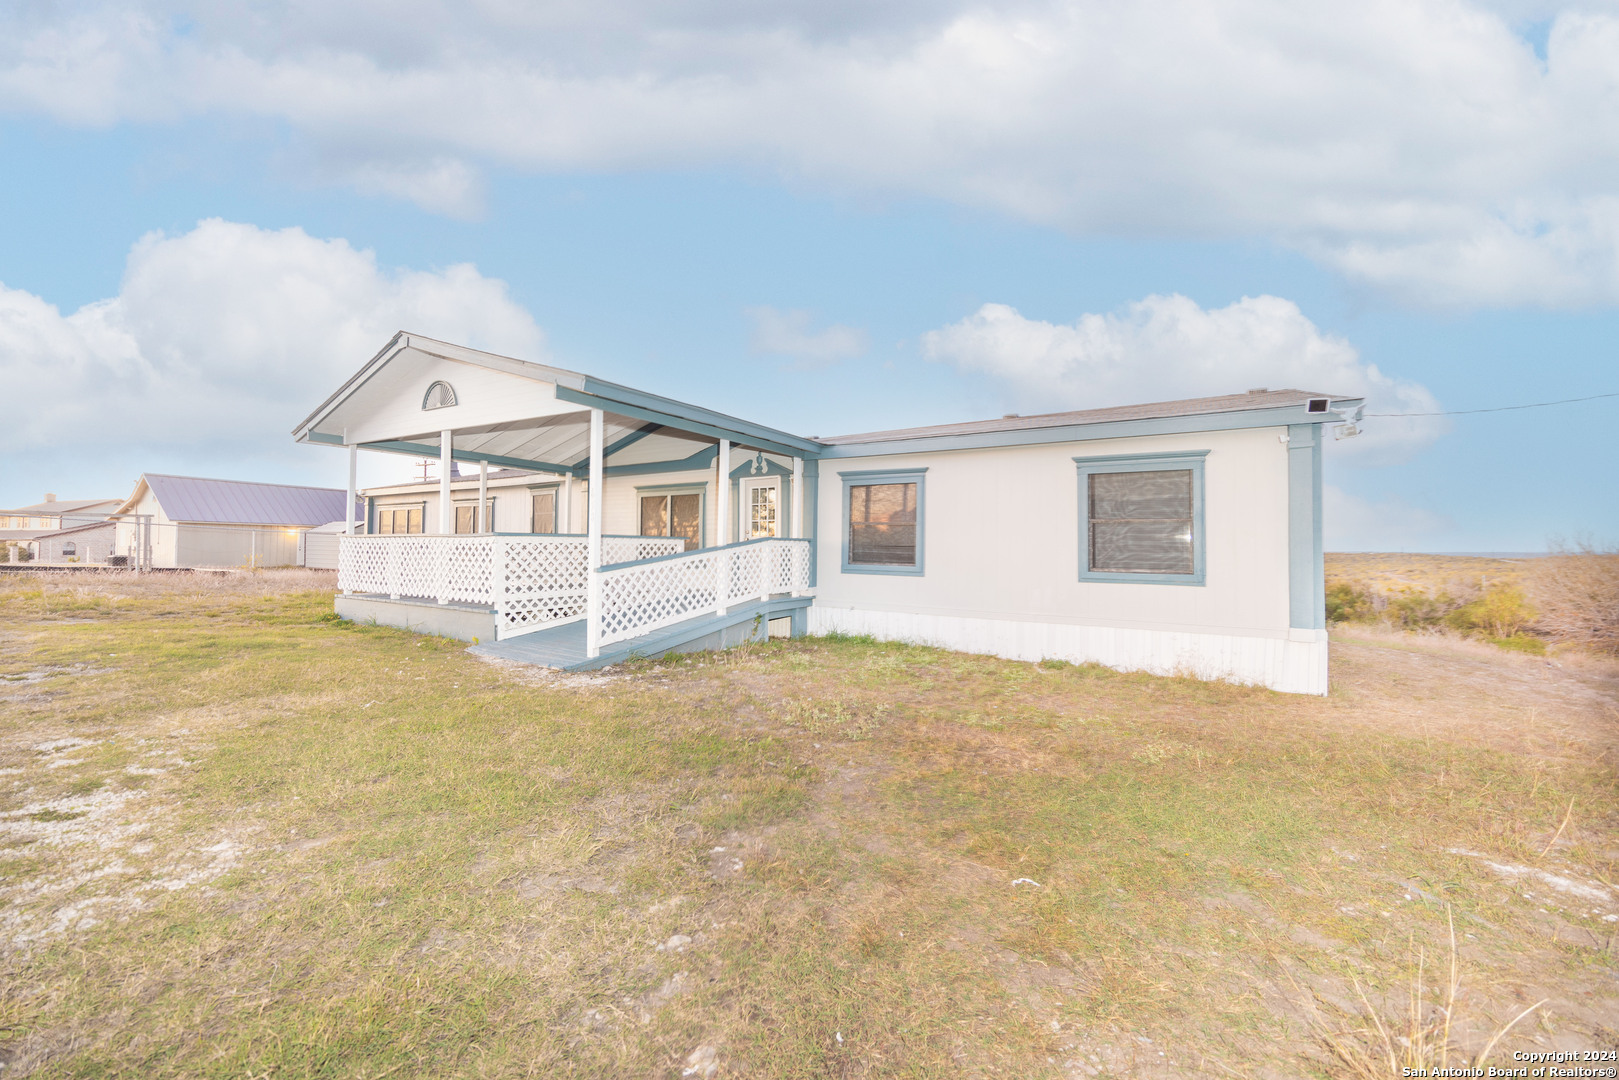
[1445,585,1536,639]
[1384,588,1459,630]
[1325,581,1376,623]
[1526,542,1619,656]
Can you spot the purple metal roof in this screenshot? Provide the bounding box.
[143,474,359,527]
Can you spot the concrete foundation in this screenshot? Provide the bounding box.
[335,594,498,644]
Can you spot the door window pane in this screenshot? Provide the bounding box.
[1088,470,1193,573]
[848,482,917,566]
[748,485,778,538]
[671,494,701,551]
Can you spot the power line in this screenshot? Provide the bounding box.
[1365,389,1619,418]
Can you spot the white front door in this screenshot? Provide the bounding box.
[740,477,782,539]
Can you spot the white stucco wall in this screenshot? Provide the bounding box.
[809,426,1326,694]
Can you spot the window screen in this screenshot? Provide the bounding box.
[532,491,556,534]
[454,500,493,534]
[670,494,701,551]
[1088,470,1193,574]
[639,493,702,552]
[640,494,668,538]
[848,482,917,566]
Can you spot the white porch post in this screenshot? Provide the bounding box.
[562,474,574,533]
[346,442,358,535]
[715,439,729,616]
[438,429,453,534]
[343,441,358,596]
[585,409,605,658]
[478,459,489,533]
[437,429,453,605]
[791,456,803,539]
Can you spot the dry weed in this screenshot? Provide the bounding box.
[1528,542,1619,656]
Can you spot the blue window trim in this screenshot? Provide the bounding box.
[839,468,926,576]
[1074,451,1207,586]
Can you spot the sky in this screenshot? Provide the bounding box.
[1,0,1616,551]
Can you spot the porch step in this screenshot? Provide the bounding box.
[468,595,812,671]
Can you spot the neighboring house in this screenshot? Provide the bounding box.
[110,474,361,569]
[295,332,1363,694]
[0,495,121,562]
[0,495,122,530]
[37,520,118,563]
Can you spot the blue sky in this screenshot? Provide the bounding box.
[1,1,1616,551]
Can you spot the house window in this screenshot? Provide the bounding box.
[840,469,926,575]
[376,504,424,534]
[454,500,495,534]
[61,542,76,558]
[531,490,557,534]
[422,381,457,410]
[638,490,703,551]
[1074,452,1207,585]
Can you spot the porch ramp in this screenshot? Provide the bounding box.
[337,532,814,671]
[469,594,811,671]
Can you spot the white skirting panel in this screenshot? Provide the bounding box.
[807,606,1329,696]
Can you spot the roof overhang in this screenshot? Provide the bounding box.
[817,396,1367,458]
[293,333,824,471]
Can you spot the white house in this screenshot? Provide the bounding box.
[295,332,1362,694]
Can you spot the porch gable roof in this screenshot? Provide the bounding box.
[293,332,823,471]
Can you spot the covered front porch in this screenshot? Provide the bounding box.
[294,333,821,664]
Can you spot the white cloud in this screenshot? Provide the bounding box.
[6,2,1619,304]
[921,294,1445,463]
[0,218,544,456]
[1324,484,1452,550]
[346,157,486,219]
[747,306,867,366]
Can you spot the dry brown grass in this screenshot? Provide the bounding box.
[1,569,1617,1078]
[1527,543,1619,656]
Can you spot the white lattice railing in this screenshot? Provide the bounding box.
[594,538,812,649]
[339,534,686,639]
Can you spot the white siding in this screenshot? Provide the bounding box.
[812,426,1322,693]
[338,355,578,446]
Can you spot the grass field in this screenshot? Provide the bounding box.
[2,570,1617,1078]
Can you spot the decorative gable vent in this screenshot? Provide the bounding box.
[422,381,458,410]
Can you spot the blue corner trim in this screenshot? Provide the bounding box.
[804,458,820,588]
[839,469,925,576]
[1074,451,1206,586]
[1287,424,1325,629]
